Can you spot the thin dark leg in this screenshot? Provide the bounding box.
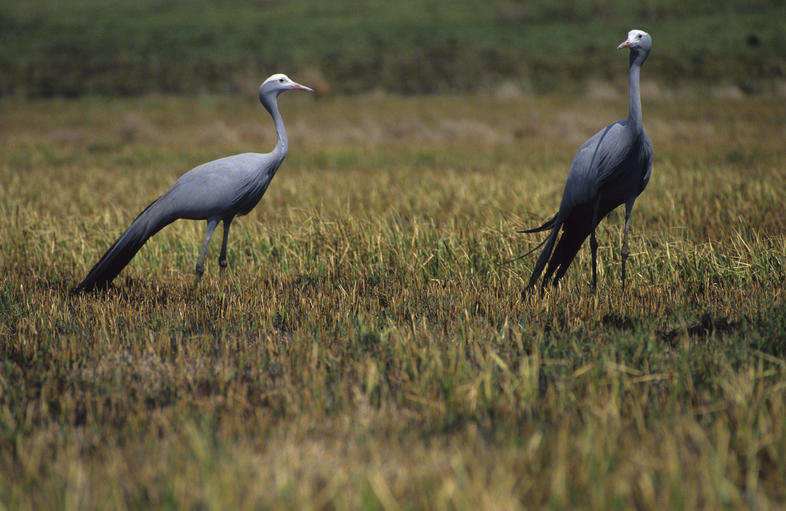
[621,201,634,290]
[218,218,233,273]
[590,230,598,291]
[590,200,600,292]
[195,218,219,284]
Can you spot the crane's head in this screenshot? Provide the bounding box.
[258,74,313,103]
[618,29,652,53]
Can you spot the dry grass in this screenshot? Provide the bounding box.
[1,93,785,510]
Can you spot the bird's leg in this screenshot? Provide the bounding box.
[590,230,598,291]
[621,201,634,290]
[590,201,600,292]
[218,218,232,273]
[195,218,219,284]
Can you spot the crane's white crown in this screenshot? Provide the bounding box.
[262,73,292,86]
[625,30,649,44]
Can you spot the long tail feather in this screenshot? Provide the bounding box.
[548,228,590,284]
[72,199,173,294]
[503,235,550,265]
[527,216,563,288]
[520,213,558,234]
[540,226,583,285]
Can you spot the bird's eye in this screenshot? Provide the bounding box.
[279,78,284,83]
[637,34,642,39]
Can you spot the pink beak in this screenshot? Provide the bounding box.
[289,81,313,92]
[617,39,631,49]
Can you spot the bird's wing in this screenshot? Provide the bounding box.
[560,123,617,207]
[639,130,654,193]
[590,122,633,187]
[560,121,639,210]
[157,153,276,219]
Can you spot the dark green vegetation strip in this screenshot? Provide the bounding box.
[2,0,784,96]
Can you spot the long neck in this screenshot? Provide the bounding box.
[262,94,288,161]
[626,53,644,134]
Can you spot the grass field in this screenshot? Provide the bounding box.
[1,91,785,509]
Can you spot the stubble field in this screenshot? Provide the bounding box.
[1,92,785,509]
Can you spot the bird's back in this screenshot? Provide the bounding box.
[158,152,282,220]
[560,121,651,216]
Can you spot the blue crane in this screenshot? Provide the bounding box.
[524,30,654,292]
[73,74,312,293]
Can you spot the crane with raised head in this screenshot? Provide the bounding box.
[73,74,312,293]
[523,30,653,292]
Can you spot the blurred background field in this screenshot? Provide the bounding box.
[2,1,786,510]
[1,0,785,97]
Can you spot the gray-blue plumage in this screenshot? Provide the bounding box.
[524,30,653,291]
[73,74,312,293]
